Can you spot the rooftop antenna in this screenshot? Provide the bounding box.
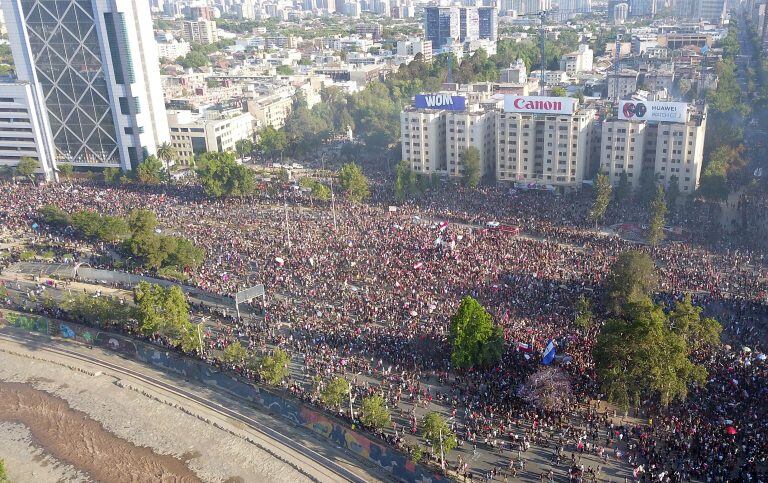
[539,11,547,94]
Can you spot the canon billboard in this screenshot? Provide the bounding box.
[503,95,576,115]
[414,94,466,111]
[619,101,688,123]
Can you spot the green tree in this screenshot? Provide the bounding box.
[699,146,738,201]
[62,293,133,327]
[235,138,254,159]
[594,297,707,409]
[133,282,191,343]
[637,170,657,206]
[164,236,205,269]
[360,394,391,430]
[222,341,248,365]
[590,172,612,227]
[196,152,256,198]
[38,205,71,227]
[180,322,204,353]
[648,184,667,246]
[338,163,370,202]
[394,159,415,202]
[667,176,680,212]
[574,295,593,331]
[421,412,457,458]
[604,251,659,314]
[668,294,723,350]
[103,167,122,185]
[58,163,74,180]
[276,65,293,75]
[551,86,567,97]
[449,296,504,369]
[321,376,350,409]
[258,348,290,386]
[128,209,159,236]
[16,156,39,182]
[460,147,481,189]
[156,143,176,184]
[614,172,631,204]
[299,178,331,202]
[135,155,164,184]
[257,126,287,160]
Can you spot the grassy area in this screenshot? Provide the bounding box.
[19,250,36,261]
[40,250,56,260]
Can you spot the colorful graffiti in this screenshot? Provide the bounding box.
[0,310,49,334]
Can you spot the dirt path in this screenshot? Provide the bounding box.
[0,381,200,483]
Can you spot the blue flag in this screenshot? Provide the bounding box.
[541,340,556,365]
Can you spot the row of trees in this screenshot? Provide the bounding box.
[59,281,203,353]
[38,206,204,273]
[589,172,670,245]
[393,147,481,202]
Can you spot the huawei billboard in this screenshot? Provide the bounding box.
[619,101,688,123]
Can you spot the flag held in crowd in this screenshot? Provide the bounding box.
[541,340,556,365]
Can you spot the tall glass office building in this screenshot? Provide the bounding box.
[1,0,169,170]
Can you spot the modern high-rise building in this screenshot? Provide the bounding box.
[675,0,727,23]
[477,6,497,41]
[1,0,170,171]
[182,18,219,44]
[424,6,460,50]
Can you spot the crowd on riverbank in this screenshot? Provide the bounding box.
[1,179,766,481]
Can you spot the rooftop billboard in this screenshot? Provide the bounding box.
[619,101,688,123]
[503,95,577,115]
[414,94,466,111]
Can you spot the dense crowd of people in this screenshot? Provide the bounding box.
[1,178,766,481]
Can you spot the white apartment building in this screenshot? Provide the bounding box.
[157,40,191,60]
[0,81,57,180]
[607,70,639,100]
[396,38,433,62]
[496,96,597,187]
[247,91,293,129]
[444,108,496,178]
[401,108,446,175]
[500,59,527,83]
[167,108,255,164]
[182,19,219,45]
[600,103,707,193]
[560,45,594,75]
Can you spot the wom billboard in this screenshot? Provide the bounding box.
[619,101,688,123]
[503,95,576,115]
[414,94,466,111]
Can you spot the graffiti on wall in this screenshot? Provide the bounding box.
[0,310,50,333]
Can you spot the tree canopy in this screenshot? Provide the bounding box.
[133,282,196,347]
[604,251,659,314]
[460,147,481,189]
[338,163,370,202]
[594,296,708,409]
[196,152,256,198]
[449,296,504,369]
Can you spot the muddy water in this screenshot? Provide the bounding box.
[0,382,201,482]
